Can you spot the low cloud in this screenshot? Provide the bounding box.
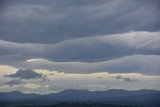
[3,79,23,86]
[5,69,43,79]
[114,75,138,82]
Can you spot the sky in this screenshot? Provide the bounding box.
[0,0,160,94]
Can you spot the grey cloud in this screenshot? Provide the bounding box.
[47,31,160,62]
[0,0,159,43]
[5,69,43,79]
[0,31,160,75]
[114,75,138,82]
[15,55,160,75]
[0,31,159,63]
[41,75,50,82]
[97,77,102,80]
[3,79,23,86]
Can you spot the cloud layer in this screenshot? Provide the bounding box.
[17,55,160,75]
[0,0,159,43]
[0,31,160,75]
[0,31,159,62]
[0,0,160,93]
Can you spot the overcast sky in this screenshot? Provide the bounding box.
[0,0,160,94]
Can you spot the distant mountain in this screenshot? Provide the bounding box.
[0,91,40,102]
[0,89,160,105]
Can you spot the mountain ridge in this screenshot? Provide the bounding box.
[0,89,159,104]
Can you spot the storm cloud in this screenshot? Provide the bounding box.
[0,31,159,63]
[0,31,160,75]
[0,0,159,43]
[0,0,160,77]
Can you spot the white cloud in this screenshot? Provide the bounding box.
[0,70,159,94]
[0,65,18,75]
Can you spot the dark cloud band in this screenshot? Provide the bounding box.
[0,0,159,43]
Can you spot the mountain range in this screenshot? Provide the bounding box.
[0,89,160,106]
